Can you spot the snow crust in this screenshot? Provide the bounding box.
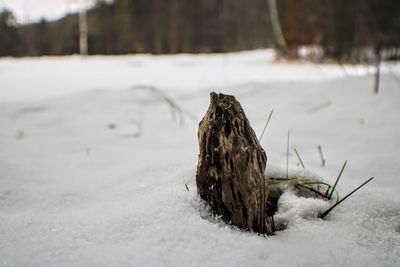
[1,50,400,266]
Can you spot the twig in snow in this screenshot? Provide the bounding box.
[294,147,305,169]
[319,177,374,219]
[318,145,326,167]
[328,160,347,200]
[185,184,189,191]
[307,101,332,114]
[259,109,274,141]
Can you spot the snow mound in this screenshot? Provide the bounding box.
[275,191,330,224]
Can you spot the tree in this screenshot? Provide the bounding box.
[322,0,356,61]
[268,0,288,56]
[0,9,21,56]
[34,19,52,55]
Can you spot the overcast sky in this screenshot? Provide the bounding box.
[0,0,94,23]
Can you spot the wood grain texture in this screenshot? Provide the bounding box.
[196,92,274,234]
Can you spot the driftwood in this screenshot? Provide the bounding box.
[196,92,274,235]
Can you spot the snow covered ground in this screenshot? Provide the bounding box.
[1,50,400,266]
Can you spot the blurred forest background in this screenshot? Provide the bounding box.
[0,0,399,62]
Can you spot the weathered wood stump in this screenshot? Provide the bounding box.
[196,92,274,235]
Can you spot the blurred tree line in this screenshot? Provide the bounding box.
[0,0,399,61]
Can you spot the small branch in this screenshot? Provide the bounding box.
[259,109,274,142]
[328,160,347,200]
[185,184,189,191]
[294,148,305,169]
[319,177,374,219]
[317,145,326,167]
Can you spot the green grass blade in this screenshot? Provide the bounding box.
[319,177,374,219]
[328,160,347,200]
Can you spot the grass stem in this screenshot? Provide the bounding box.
[259,109,274,141]
[317,145,326,167]
[319,177,374,219]
[286,130,290,179]
[328,160,347,200]
[294,148,305,169]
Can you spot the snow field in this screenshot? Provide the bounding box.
[0,50,400,266]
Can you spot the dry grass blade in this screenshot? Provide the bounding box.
[295,183,326,198]
[319,177,374,219]
[328,160,347,200]
[294,148,305,169]
[307,183,338,202]
[318,145,326,167]
[259,109,274,141]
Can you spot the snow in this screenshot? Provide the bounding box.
[1,50,400,266]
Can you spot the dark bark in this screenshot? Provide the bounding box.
[196,92,274,235]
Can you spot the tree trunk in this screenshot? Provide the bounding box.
[196,92,274,235]
[79,9,88,56]
[267,0,288,56]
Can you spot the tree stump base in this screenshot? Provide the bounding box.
[196,92,274,235]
